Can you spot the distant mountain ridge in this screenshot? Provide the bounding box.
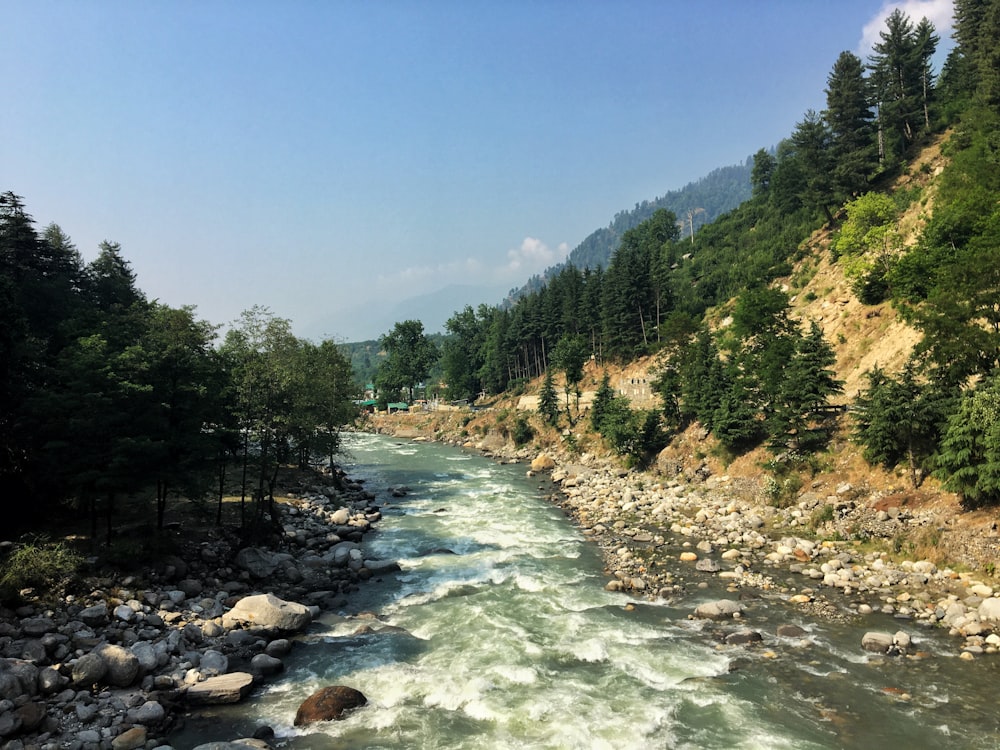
[509,159,753,300]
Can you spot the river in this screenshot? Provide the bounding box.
[173,432,1000,749]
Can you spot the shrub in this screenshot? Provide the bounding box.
[0,537,84,601]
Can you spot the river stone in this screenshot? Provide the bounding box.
[250,653,284,676]
[726,629,763,645]
[192,741,273,750]
[21,616,56,637]
[79,604,108,627]
[111,725,147,750]
[13,701,46,732]
[978,597,1000,622]
[127,699,166,725]
[862,631,894,653]
[530,454,556,472]
[265,638,292,657]
[0,712,22,738]
[294,685,367,726]
[96,643,140,686]
[776,624,808,638]
[131,641,158,673]
[222,593,312,633]
[185,672,255,705]
[38,665,65,694]
[235,548,281,578]
[200,649,229,677]
[693,600,744,620]
[72,652,108,686]
[330,507,351,525]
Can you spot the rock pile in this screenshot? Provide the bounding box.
[0,473,397,749]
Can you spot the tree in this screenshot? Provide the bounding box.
[791,109,835,223]
[551,334,588,424]
[766,322,843,452]
[220,306,299,533]
[751,148,776,198]
[834,192,901,303]
[935,375,1000,507]
[590,372,616,431]
[853,362,949,487]
[824,51,877,199]
[538,369,560,427]
[378,320,439,403]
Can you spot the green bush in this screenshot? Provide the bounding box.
[512,415,534,446]
[0,537,84,601]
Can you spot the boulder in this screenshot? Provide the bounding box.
[79,604,108,627]
[222,593,312,633]
[111,726,147,750]
[185,672,255,705]
[530,454,556,472]
[96,643,140,687]
[250,653,284,676]
[294,685,367,726]
[236,548,281,578]
[693,600,744,620]
[725,629,763,646]
[71,652,108,686]
[978,597,1000,622]
[862,631,894,654]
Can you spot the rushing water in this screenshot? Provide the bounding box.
[174,433,1000,749]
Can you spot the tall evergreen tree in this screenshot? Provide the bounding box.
[824,51,877,199]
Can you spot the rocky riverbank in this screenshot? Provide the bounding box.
[371,412,1000,660]
[0,467,398,749]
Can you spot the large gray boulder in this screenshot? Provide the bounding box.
[71,652,107,686]
[235,548,281,578]
[222,593,312,633]
[96,643,140,687]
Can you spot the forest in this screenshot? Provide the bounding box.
[425,2,1000,504]
[3,0,1000,563]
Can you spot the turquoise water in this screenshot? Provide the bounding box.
[174,433,1000,749]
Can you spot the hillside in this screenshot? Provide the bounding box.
[510,160,752,300]
[370,130,1000,577]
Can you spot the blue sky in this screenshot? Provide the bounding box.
[2,0,954,342]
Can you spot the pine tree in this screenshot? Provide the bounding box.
[824,51,877,199]
[538,369,560,427]
[935,375,1000,507]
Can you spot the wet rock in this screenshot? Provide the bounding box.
[776,624,808,638]
[862,631,894,654]
[236,548,281,578]
[294,685,367,726]
[191,740,273,750]
[725,629,763,646]
[250,654,284,676]
[693,600,744,620]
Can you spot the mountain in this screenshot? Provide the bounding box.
[509,160,753,300]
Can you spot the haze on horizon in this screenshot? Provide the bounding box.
[1,0,954,343]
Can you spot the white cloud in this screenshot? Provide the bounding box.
[372,236,570,295]
[858,0,954,58]
[506,236,570,274]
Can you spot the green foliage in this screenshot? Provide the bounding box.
[377,319,439,403]
[0,537,83,601]
[935,374,1000,507]
[835,192,901,303]
[511,415,534,447]
[538,369,560,427]
[852,361,950,487]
